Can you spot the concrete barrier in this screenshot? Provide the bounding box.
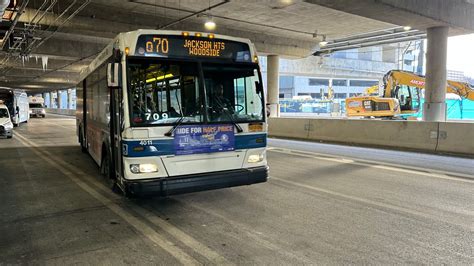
[436,122,474,155]
[268,117,473,156]
[45,108,76,116]
[267,117,310,139]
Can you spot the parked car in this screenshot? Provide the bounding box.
[0,102,13,138]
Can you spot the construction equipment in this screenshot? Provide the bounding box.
[345,70,474,118]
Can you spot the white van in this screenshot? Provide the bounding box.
[0,102,13,138]
[0,87,29,126]
[28,96,46,118]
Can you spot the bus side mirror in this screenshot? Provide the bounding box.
[255,81,263,94]
[107,63,121,88]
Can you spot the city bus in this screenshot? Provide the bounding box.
[77,30,268,197]
[0,87,29,126]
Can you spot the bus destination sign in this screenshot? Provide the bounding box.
[135,35,252,62]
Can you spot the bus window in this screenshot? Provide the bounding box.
[203,63,264,123]
[128,60,202,126]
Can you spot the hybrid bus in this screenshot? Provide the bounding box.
[0,87,29,126]
[77,30,268,197]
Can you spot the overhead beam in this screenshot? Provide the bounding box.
[17,6,317,58]
[304,0,474,33]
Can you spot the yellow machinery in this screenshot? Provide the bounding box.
[345,70,474,118]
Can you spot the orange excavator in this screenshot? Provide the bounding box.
[345,70,474,118]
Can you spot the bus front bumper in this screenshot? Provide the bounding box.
[122,166,268,197]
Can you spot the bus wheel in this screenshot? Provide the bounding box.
[101,151,121,194]
[79,130,87,153]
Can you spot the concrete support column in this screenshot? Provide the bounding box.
[49,92,54,108]
[57,90,63,109]
[423,26,449,122]
[42,93,48,108]
[67,89,72,109]
[267,55,280,117]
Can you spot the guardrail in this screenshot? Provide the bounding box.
[45,108,75,116]
[268,117,474,156]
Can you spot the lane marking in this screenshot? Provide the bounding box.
[269,176,473,230]
[268,148,474,184]
[88,181,231,265]
[13,132,200,265]
[14,131,231,265]
[179,200,316,265]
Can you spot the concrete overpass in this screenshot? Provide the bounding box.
[1,0,471,121]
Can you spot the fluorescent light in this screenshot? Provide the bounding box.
[319,34,328,47]
[403,26,412,31]
[146,73,173,83]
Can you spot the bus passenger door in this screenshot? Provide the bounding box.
[110,88,123,184]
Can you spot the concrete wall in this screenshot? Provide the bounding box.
[46,108,76,116]
[268,118,474,156]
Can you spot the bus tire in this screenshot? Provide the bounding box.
[79,129,87,153]
[101,146,121,194]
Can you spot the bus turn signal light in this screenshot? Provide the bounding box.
[248,123,263,132]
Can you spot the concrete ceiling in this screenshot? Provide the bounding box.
[0,0,470,91]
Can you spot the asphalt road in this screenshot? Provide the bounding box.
[0,115,472,264]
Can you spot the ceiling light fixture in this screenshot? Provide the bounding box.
[319,35,328,47]
[204,0,216,31]
[403,26,412,31]
[204,17,216,31]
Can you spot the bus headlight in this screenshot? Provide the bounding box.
[248,154,264,163]
[130,163,158,173]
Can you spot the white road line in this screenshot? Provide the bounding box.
[13,132,200,265]
[89,182,231,265]
[268,148,474,184]
[269,176,473,230]
[14,131,231,265]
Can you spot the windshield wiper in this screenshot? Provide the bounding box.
[164,115,185,137]
[214,101,243,133]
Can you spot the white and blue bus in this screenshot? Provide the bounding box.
[77,30,268,197]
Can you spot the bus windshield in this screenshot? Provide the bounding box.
[128,59,264,126]
[203,63,264,123]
